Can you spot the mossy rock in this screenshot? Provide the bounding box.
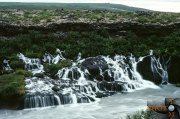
[44,60,72,76]
[0,70,31,99]
[10,61,24,70]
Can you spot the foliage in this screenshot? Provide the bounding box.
[0,70,31,99]
[0,29,180,63]
[176,83,180,87]
[10,61,24,70]
[126,109,158,119]
[137,16,149,23]
[44,60,72,75]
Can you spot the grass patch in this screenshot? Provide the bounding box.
[0,70,31,99]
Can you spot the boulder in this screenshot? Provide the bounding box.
[81,56,108,80]
[52,85,60,92]
[34,72,44,78]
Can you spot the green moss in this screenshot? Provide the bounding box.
[0,70,31,99]
[44,60,72,75]
[10,61,24,70]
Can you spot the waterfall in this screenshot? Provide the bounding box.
[150,50,171,84]
[11,49,159,108]
[17,53,44,75]
[2,59,13,71]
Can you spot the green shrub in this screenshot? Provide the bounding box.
[126,109,157,119]
[10,61,24,70]
[73,16,79,20]
[99,30,109,38]
[15,70,32,77]
[44,60,72,75]
[176,83,180,87]
[26,52,41,58]
[32,16,40,24]
[137,16,149,23]
[47,18,51,22]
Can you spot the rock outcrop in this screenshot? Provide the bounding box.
[0,21,180,37]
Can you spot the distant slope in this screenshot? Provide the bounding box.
[0,2,152,11]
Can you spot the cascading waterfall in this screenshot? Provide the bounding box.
[2,59,13,71]
[2,48,158,109]
[150,50,171,84]
[17,53,44,75]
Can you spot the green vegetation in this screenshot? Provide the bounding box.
[44,60,72,75]
[0,29,180,63]
[0,70,31,99]
[0,9,179,25]
[176,83,180,87]
[10,61,24,70]
[0,3,150,11]
[126,109,158,119]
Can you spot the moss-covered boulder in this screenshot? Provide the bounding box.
[44,60,72,76]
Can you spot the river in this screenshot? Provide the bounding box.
[0,84,180,119]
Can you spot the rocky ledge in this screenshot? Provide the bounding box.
[1,20,180,38]
[1,9,180,37]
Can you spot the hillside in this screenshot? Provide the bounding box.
[0,2,152,11]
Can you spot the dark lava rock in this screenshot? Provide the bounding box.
[82,56,108,80]
[34,72,44,78]
[52,85,60,92]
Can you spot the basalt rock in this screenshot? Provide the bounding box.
[137,56,180,84]
[0,21,180,37]
[82,56,108,80]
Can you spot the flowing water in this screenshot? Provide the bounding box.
[1,84,180,119]
[0,49,178,119]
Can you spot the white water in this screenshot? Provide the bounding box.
[150,50,171,84]
[2,59,13,71]
[1,84,180,119]
[1,49,160,109]
[2,49,175,119]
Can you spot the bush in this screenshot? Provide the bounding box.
[44,60,72,75]
[99,30,109,38]
[15,70,32,77]
[137,16,149,23]
[32,16,40,24]
[176,83,180,87]
[26,52,41,58]
[10,61,24,70]
[126,109,158,119]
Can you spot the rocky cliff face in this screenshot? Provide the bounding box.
[1,21,180,37]
[137,56,180,85]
